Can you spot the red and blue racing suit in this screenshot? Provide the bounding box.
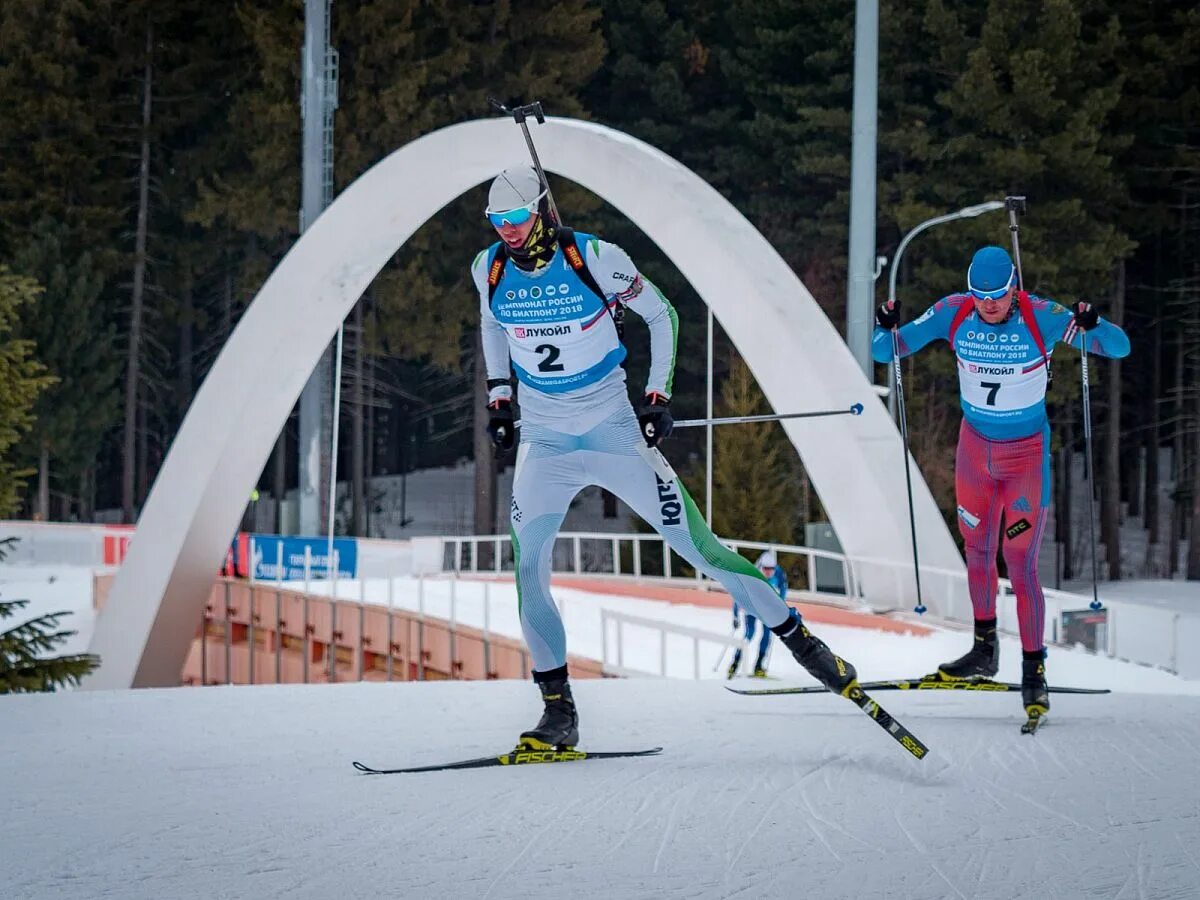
[872,294,1129,652]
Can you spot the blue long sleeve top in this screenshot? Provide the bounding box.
[872,294,1130,440]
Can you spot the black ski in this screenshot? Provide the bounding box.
[843,683,930,761]
[727,678,1110,697]
[352,746,663,774]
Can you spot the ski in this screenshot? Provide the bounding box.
[351,746,663,774]
[843,683,930,761]
[726,678,1110,697]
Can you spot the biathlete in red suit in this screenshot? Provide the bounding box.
[872,246,1130,719]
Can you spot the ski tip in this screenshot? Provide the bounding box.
[351,761,378,774]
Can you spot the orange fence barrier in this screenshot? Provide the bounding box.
[93,575,604,686]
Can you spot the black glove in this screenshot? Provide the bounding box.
[486,399,515,452]
[876,301,902,329]
[1072,302,1100,331]
[637,392,673,447]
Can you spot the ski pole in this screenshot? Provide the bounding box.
[1079,339,1103,610]
[711,646,729,673]
[1010,195,1095,607]
[888,324,926,615]
[1005,195,1027,290]
[1005,195,1054,385]
[1009,195,1098,609]
[673,403,864,429]
[513,404,863,431]
[488,97,561,225]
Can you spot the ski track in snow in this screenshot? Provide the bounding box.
[3,679,1200,899]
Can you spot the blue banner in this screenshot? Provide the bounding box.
[248,534,358,581]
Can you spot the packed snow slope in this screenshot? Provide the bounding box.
[3,679,1200,900]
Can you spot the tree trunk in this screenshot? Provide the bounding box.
[351,300,365,537]
[1145,313,1161,548]
[1190,406,1200,580]
[223,259,233,342]
[1102,260,1124,580]
[365,303,376,538]
[1170,324,1185,577]
[473,330,497,536]
[79,467,93,522]
[178,281,193,417]
[1124,449,1140,519]
[1189,326,1200,581]
[36,444,49,521]
[121,21,153,524]
[137,397,149,506]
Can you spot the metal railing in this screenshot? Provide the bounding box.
[599,608,742,679]
[439,531,865,609]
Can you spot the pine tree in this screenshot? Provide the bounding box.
[701,355,801,544]
[0,269,55,516]
[0,538,99,692]
[722,0,858,305]
[11,219,122,519]
[583,0,747,469]
[0,0,122,269]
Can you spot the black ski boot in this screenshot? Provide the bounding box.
[1022,654,1050,720]
[753,649,769,678]
[772,613,857,695]
[726,647,744,680]
[519,666,579,750]
[938,618,1000,681]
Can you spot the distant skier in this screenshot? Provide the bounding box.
[872,245,1130,722]
[728,550,786,679]
[475,165,860,750]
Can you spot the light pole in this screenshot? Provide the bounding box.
[886,200,1005,416]
[884,199,1004,614]
[845,0,879,378]
[299,0,339,545]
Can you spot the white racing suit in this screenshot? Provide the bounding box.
[473,232,793,672]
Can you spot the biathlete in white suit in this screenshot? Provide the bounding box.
[474,165,859,749]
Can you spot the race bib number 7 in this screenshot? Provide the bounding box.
[958,362,1047,413]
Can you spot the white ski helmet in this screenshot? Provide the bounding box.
[757,550,778,570]
[487,165,545,216]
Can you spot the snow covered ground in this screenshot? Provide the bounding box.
[6,567,1200,897]
[3,678,1200,899]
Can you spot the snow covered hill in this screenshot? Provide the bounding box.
[3,678,1199,899]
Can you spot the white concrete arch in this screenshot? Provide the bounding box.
[87,117,965,689]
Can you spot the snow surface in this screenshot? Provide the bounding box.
[3,678,1200,899]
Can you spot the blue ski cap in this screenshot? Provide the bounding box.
[967,246,1016,300]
